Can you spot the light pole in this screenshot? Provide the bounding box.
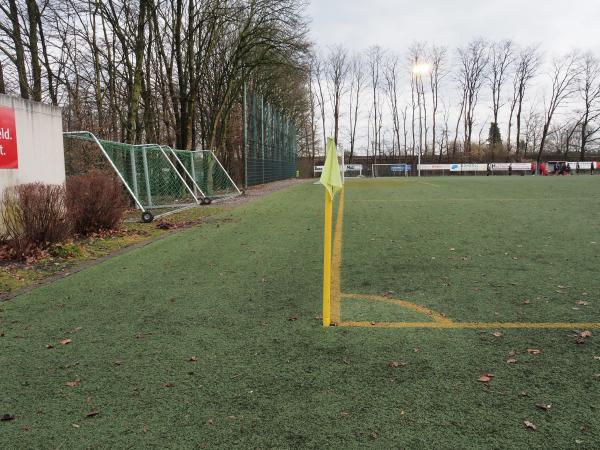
[412,63,431,177]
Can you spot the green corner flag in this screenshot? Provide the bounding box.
[319,138,343,199]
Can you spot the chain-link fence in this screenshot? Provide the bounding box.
[64,132,240,221]
[243,88,297,187]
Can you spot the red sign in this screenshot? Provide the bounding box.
[0,107,18,169]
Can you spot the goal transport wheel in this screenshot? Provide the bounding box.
[141,211,154,223]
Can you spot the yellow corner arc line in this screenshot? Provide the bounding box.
[341,292,453,324]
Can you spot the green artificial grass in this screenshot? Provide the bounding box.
[0,176,599,449]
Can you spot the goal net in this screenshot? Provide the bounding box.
[372,164,411,177]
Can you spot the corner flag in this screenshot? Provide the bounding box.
[319,138,343,199]
[320,138,343,327]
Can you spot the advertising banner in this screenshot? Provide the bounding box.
[0,107,18,169]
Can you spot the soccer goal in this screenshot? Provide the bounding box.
[372,163,411,177]
[63,131,240,222]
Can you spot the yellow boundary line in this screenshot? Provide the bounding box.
[337,320,600,329]
[331,190,600,330]
[330,189,345,324]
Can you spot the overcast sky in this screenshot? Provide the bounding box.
[306,0,600,155]
[308,0,600,55]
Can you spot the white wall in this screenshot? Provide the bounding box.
[0,94,64,193]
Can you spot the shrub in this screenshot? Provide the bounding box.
[66,170,129,235]
[0,183,70,259]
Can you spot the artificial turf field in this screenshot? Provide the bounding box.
[1,176,600,449]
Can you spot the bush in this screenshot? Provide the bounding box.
[0,183,70,258]
[66,170,129,235]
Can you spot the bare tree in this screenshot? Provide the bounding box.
[578,53,600,160]
[384,53,402,160]
[325,45,349,146]
[347,52,365,162]
[429,44,448,157]
[537,52,581,163]
[508,45,541,158]
[456,38,489,155]
[487,40,513,158]
[367,46,384,162]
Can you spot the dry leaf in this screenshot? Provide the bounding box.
[143,424,149,433]
[85,410,99,418]
[1,414,15,421]
[579,331,593,338]
[594,374,600,379]
[523,300,531,305]
[340,411,349,417]
[535,403,551,411]
[164,383,175,388]
[46,344,54,349]
[72,423,80,428]
[64,380,80,387]
[59,338,72,346]
[527,349,542,355]
[524,420,537,431]
[506,358,517,364]
[593,356,600,360]
[576,301,589,306]
[478,374,494,383]
[388,361,405,368]
[492,331,503,337]
[187,356,198,362]
[520,391,529,397]
[287,315,298,321]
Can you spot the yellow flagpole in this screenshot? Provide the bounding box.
[322,190,333,327]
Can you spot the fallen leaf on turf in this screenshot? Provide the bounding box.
[164,383,175,388]
[478,374,494,383]
[579,331,593,338]
[46,344,54,349]
[287,315,298,321]
[340,411,349,417]
[449,248,455,251]
[593,356,600,360]
[70,326,83,333]
[492,332,503,337]
[114,360,123,366]
[143,424,149,433]
[59,339,72,346]
[85,410,99,418]
[523,300,531,305]
[576,301,589,306]
[594,374,600,379]
[187,356,198,362]
[19,424,30,431]
[64,380,80,387]
[524,420,537,431]
[527,349,542,355]
[535,403,551,411]
[388,361,405,368]
[72,423,80,428]
[507,358,517,364]
[520,391,529,397]
[1,414,15,421]
[508,350,517,357]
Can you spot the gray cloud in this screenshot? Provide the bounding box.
[308,0,600,55]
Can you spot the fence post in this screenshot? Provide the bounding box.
[243,82,248,190]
